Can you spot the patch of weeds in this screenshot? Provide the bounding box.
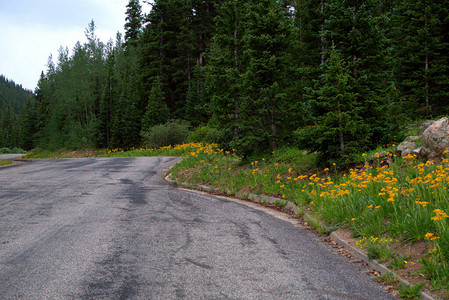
[271,146,318,171]
[398,282,426,299]
[274,200,288,207]
[366,243,393,262]
[390,254,412,270]
[375,272,399,285]
[367,243,383,259]
[295,206,305,217]
[305,214,329,235]
[356,236,394,262]
[419,254,449,290]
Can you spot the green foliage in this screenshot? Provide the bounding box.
[0,147,25,154]
[398,282,426,300]
[141,78,169,131]
[188,125,221,143]
[124,0,143,48]
[300,48,370,164]
[209,0,297,157]
[141,119,190,148]
[0,75,32,114]
[374,272,399,285]
[11,0,449,167]
[0,75,32,148]
[0,159,13,166]
[391,0,449,117]
[390,254,412,270]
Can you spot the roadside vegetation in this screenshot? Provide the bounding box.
[3,0,449,298]
[25,140,449,296]
[0,159,13,166]
[0,147,26,154]
[164,142,448,298]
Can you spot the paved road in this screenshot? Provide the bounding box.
[0,154,23,160]
[0,157,396,299]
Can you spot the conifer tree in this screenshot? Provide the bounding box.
[392,0,449,116]
[141,77,170,131]
[321,0,400,149]
[124,0,143,48]
[236,0,294,154]
[208,0,246,146]
[301,48,369,162]
[96,40,116,148]
[139,0,195,118]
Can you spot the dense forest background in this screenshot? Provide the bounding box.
[1,0,448,162]
[0,75,32,148]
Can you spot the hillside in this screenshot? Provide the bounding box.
[0,75,33,148]
[0,75,32,114]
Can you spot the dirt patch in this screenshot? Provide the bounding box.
[64,149,107,158]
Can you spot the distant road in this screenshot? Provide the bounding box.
[0,154,23,160]
[0,157,396,299]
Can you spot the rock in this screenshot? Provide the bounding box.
[405,136,420,143]
[397,141,417,157]
[418,120,435,135]
[412,147,422,156]
[401,149,412,157]
[422,117,449,161]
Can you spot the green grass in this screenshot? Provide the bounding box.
[0,159,13,166]
[375,272,399,285]
[390,254,412,270]
[398,282,426,299]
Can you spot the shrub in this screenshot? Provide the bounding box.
[0,147,26,154]
[188,125,221,143]
[141,120,190,148]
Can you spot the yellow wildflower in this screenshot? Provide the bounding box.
[431,209,449,221]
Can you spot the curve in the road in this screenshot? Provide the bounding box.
[0,157,396,299]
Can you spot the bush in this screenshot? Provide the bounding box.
[141,120,190,148]
[188,125,221,143]
[0,147,26,154]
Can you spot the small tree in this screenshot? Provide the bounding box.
[300,48,370,163]
[141,78,169,131]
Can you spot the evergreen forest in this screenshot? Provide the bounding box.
[0,75,33,149]
[3,0,449,163]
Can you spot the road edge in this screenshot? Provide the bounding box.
[0,158,32,170]
[164,173,434,300]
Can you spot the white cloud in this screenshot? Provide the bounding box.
[0,0,141,90]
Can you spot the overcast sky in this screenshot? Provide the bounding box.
[0,0,151,91]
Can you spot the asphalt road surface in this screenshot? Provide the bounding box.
[0,154,23,160]
[0,157,396,299]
